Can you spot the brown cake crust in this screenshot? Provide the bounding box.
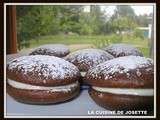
[7,83,80,104]
[85,56,154,88]
[103,43,143,57]
[29,44,70,57]
[7,70,80,87]
[85,66,153,88]
[89,88,153,110]
[7,55,81,86]
[65,48,114,72]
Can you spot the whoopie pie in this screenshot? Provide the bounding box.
[85,56,154,110]
[102,43,143,57]
[29,44,70,57]
[65,48,114,82]
[7,55,80,104]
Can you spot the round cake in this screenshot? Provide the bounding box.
[102,43,143,57]
[29,44,70,57]
[85,56,154,110]
[65,48,114,79]
[7,55,80,104]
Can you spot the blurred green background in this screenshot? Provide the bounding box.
[16,5,153,57]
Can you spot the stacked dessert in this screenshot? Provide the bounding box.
[7,43,154,112]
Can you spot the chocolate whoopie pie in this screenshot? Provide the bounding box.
[102,43,143,57]
[7,55,80,104]
[65,48,114,82]
[85,56,154,110]
[29,44,70,57]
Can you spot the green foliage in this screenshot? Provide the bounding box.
[136,14,150,27]
[16,5,83,50]
[93,34,123,48]
[108,5,138,34]
[133,28,145,39]
[16,5,107,49]
[16,5,150,51]
[78,5,106,35]
[16,6,60,49]
[115,5,136,18]
[79,13,96,35]
[111,16,137,33]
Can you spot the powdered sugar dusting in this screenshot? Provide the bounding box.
[103,43,143,57]
[88,56,153,79]
[65,48,114,71]
[7,55,80,80]
[136,69,142,77]
[29,44,70,57]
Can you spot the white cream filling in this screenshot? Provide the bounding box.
[8,79,79,92]
[80,72,86,77]
[92,86,153,96]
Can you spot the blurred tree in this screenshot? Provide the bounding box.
[79,12,96,35]
[111,16,137,34]
[114,5,136,19]
[16,5,143,50]
[78,5,106,35]
[90,5,106,34]
[16,6,35,50]
[16,5,83,49]
[136,14,150,27]
[58,5,83,33]
[109,5,137,34]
